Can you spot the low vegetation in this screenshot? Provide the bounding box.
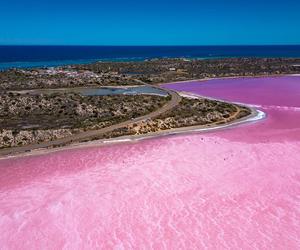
[85,97,252,140]
[0,92,168,148]
[75,58,300,84]
[1,58,300,90]
[0,68,140,90]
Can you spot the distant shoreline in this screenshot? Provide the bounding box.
[1,45,300,71]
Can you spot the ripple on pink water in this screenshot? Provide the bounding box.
[1,77,300,249]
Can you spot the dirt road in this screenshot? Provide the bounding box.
[0,84,182,157]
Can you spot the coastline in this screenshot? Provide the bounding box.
[0,91,264,160]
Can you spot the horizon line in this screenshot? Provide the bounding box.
[1,44,300,47]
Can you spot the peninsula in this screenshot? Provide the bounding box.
[1,57,299,156]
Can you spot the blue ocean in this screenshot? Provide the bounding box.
[1,45,300,71]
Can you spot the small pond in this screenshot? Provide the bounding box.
[79,86,168,96]
[16,86,169,97]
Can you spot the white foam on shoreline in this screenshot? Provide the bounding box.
[249,104,300,112]
[103,138,132,143]
[248,109,266,121]
[267,105,300,111]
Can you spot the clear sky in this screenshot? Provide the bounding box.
[1,0,299,45]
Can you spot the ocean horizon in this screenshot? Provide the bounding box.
[1,45,300,70]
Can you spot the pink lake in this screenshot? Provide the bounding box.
[1,76,300,249]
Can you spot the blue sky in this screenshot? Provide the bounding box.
[0,0,299,45]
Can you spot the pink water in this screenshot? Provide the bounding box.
[1,76,300,249]
[166,76,300,143]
